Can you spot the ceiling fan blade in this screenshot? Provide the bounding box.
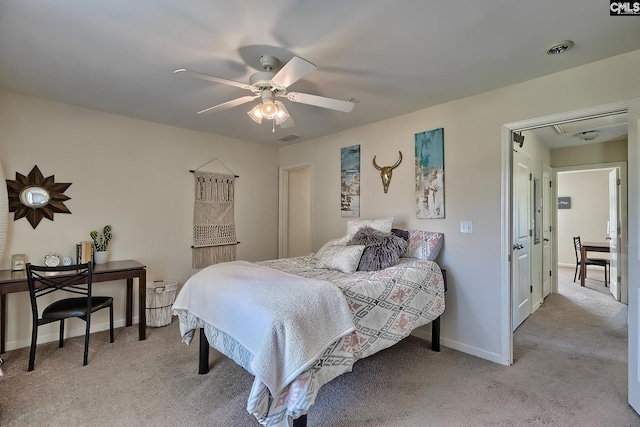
[285,92,354,113]
[279,116,296,128]
[271,56,317,88]
[197,95,259,115]
[174,69,253,90]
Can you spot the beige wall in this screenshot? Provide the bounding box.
[279,49,640,362]
[0,90,279,350]
[552,139,628,167]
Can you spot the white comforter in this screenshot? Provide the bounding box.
[172,260,355,396]
[174,255,445,427]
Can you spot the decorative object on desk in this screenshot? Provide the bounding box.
[93,251,108,264]
[341,145,360,217]
[372,151,402,194]
[5,165,72,229]
[11,254,26,271]
[90,225,112,264]
[415,128,445,218]
[76,241,93,264]
[44,253,60,267]
[192,171,237,268]
[62,256,72,266]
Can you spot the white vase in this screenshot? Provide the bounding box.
[93,251,109,264]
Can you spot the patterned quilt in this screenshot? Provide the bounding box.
[174,255,445,427]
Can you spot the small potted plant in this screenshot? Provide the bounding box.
[90,225,113,264]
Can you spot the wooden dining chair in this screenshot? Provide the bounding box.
[26,262,114,371]
[573,236,610,286]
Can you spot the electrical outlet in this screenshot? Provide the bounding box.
[460,221,473,234]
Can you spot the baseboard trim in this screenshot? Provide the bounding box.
[411,327,505,365]
[4,317,138,352]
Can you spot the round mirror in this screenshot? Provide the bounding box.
[19,186,50,208]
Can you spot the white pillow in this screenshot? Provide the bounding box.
[346,217,393,240]
[316,237,348,259]
[316,245,366,274]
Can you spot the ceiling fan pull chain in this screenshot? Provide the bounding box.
[272,120,276,133]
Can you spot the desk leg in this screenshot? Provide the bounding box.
[1,294,5,354]
[580,247,586,287]
[126,278,133,327]
[139,269,147,340]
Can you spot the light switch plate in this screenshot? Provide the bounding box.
[460,221,473,234]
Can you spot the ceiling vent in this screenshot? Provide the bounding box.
[278,133,303,142]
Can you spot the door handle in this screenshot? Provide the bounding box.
[512,243,524,250]
[543,238,549,242]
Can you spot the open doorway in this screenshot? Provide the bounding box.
[509,112,628,331]
[500,100,635,368]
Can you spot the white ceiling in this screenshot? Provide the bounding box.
[528,112,629,150]
[1,1,639,147]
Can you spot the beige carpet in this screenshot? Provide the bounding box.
[0,266,638,426]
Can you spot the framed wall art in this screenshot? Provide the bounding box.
[341,145,360,217]
[415,128,445,218]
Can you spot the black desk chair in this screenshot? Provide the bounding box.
[573,236,610,286]
[26,262,114,371]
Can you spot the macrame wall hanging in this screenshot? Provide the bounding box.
[191,158,238,268]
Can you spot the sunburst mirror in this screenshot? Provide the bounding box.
[6,165,72,229]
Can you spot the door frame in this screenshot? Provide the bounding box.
[278,162,313,259]
[500,99,635,366]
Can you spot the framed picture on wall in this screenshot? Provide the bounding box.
[415,128,445,218]
[341,145,360,217]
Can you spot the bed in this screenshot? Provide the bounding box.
[173,220,446,427]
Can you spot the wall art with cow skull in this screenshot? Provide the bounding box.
[372,151,402,194]
[415,128,445,218]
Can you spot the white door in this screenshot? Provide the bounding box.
[608,168,620,301]
[512,148,532,331]
[629,103,640,414]
[287,167,311,257]
[279,164,312,258]
[542,163,552,298]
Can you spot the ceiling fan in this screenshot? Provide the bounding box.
[174,55,354,131]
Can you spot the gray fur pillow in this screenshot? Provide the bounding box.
[348,226,408,271]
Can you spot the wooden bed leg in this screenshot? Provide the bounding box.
[199,328,210,374]
[431,316,441,352]
[292,414,307,427]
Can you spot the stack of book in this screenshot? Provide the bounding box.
[76,241,93,264]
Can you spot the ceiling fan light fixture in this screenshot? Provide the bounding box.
[274,101,290,125]
[260,98,278,119]
[247,104,263,124]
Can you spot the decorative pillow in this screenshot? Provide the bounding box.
[316,245,366,274]
[391,228,410,242]
[406,230,444,261]
[346,217,393,240]
[348,226,408,271]
[316,237,347,259]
